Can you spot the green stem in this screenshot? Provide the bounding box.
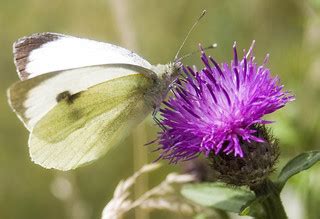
[251,179,288,219]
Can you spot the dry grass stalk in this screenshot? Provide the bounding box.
[101,163,210,219]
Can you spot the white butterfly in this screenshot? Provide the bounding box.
[8,32,180,170]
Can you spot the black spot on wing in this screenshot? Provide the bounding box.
[13,32,60,80]
[56,91,71,102]
[56,91,82,104]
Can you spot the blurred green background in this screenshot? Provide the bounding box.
[1,0,320,218]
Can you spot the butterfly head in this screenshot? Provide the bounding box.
[152,61,181,85]
[147,62,181,108]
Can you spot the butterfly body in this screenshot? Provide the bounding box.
[8,33,180,170]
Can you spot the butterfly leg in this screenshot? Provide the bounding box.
[152,108,166,131]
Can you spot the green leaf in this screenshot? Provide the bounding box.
[277,150,320,189]
[181,182,256,213]
[240,196,266,217]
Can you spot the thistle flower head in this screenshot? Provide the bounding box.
[158,41,294,163]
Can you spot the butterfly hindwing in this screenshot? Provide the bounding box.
[29,74,154,170]
[13,32,152,80]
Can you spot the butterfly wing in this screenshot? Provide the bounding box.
[28,73,154,170]
[8,64,155,130]
[9,33,161,170]
[14,32,152,80]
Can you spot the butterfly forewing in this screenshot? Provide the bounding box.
[8,64,155,130]
[13,32,152,80]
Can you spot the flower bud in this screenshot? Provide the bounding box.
[209,125,279,187]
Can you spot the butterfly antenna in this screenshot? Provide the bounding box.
[177,43,217,62]
[174,10,207,61]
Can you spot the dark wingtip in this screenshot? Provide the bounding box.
[13,33,61,80]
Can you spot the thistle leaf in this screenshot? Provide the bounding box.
[240,196,265,217]
[181,182,255,214]
[277,150,320,189]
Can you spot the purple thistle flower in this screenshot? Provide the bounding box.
[158,41,294,163]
